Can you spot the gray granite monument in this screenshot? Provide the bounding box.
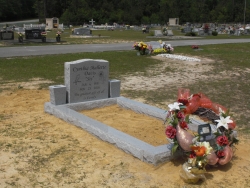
[73,28,92,35]
[64,59,109,103]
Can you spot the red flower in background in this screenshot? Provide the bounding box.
[165,126,177,139]
[191,45,199,49]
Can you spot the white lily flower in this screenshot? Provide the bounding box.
[168,102,182,111]
[215,116,233,130]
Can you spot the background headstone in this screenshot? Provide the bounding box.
[0,29,14,40]
[73,28,92,35]
[65,59,109,103]
[154,30,163,37]
[167,30,174,36]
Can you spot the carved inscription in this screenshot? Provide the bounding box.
[65,59,109,103]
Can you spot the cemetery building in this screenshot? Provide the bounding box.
[46,17,59,30]
[169,18,179,26]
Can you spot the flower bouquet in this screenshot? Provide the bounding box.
[41,31,47,36]
[153,42,174,54]
[180,141,213,183]
[133,41,152,55]
[165,88,239,183]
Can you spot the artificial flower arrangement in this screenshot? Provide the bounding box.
[133,41,153,55]
[165,88,238,183]
[56,31,61,37]
[41,31,47,36]
[153,41,174,54]
[191,45,199,49]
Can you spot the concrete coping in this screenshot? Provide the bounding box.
[44,96,174,165]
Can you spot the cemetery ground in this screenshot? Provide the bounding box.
[2,27,250,46]
[0,43,250,187]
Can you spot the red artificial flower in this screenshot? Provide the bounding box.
[165,126,177,139]
[177,111,185,120]
[179,121,188,129]
[189,151,196,158]
[178,98,189,105]
[216,136,229,146]
[217,150,225,158]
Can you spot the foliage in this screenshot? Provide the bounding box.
[1,0,250,25]
[212,31,218,36]
[185,32,197,36]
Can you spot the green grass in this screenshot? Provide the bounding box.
[0,51,160,85]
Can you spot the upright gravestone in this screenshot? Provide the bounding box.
[73,28,92,35]
[154,30,163,37]
[167,30,174,36]
[0,30,14,40]
[65,59,109,103]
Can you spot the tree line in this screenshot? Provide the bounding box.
[1,0,249,25]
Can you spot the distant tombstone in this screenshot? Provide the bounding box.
[193,28,199,33]
[64,59,109,103]
[198,30,205,36]
[184,27,191,33]
[235,29,240,36]
[25,27,45,39]
[154,30,163,37]
[73,28,92,35]
[0,29,14,40]
[89,18,95,28]
[167,30,174,36]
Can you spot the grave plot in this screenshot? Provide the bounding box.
[44,59,213,165]
[45,59,175,165]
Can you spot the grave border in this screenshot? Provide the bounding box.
[44,96,174,165]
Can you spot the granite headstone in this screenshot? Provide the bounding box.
[65,59,109,103]
[73,28,92,35]
[154,30,163,37]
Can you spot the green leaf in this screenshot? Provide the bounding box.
[171,143,179,154]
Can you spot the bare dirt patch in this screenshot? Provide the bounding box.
[81,104,168,146]
[121,55,218,90]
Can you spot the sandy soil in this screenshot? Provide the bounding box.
[0,56,250,187]
[81,105,168,146]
